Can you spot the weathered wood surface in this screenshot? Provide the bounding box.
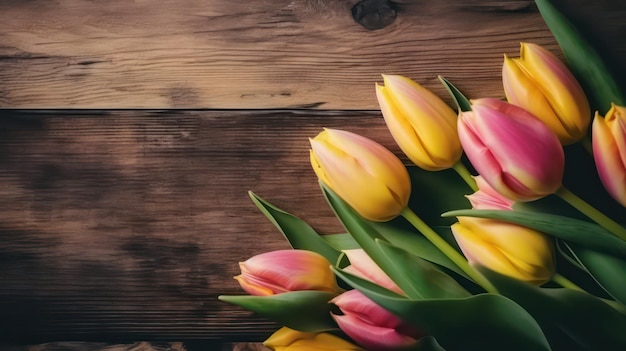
[0,109,397,345]
[2,0,626,350]
[0,0,624,109]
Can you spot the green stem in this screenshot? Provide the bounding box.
[552,273,584,292]
[452,162,478,192]
[401,207,499,294]
[556,186,626,240]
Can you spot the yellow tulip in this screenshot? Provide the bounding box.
[451,217,555,285]
[264,326,365,351]
[376,74,462,170]
[502,42,591,145]
[310,128,411,221]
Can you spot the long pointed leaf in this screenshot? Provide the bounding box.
[321,183,425,299]
[333,268,551,351]
[443,209,626,258]
[481,268,626,350]
[219,291,337,332]
[535,0,625,112]
[376,240,470,299]
[249,191,340,264]
[566,243,626,304]
[439,75,472,112]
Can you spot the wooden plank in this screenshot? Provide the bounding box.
[0,109,399,343]
[0,0,623,109]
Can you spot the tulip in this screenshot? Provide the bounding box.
[466,175,514,211]
[264,326,364,351]
[592,104,626,207]
[376,74,462,170]
[343,249,403,294]
[310,128,411,221]
[502,42,591,145]
[331,289,422,351]
[458,98,564,202]
[235,250,339,296]
[451,216,555,285]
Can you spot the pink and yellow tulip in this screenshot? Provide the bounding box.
[235,250,339,296]
[310,128,411,221]
[331,289,422,351]
[502,42,591,145]
[264,326,364,351]
[343,249,403,295]
[458,98,564,202]
[592,104,626,207]
[376,74,462,170]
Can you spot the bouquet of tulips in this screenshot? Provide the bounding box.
[220,1,626,350]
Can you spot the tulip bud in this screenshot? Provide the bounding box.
[310,128,411,221]
[458,98,564,202]
[331,289,422,351]
[235,250,339,296]
[466,176,514,211]
[592,104,626,207]
[343,249,403,294]
[451,216,555,285]
[502,42,591,145]
[376,74,462,170]
[264,326,365,351]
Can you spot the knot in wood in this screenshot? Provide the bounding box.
[351,0,397,30]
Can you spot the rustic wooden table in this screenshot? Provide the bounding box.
[1,1,625,350]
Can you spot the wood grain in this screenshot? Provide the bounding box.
[0,109,398,344]
[0,0,623,109]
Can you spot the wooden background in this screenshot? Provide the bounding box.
[1,0,625,350]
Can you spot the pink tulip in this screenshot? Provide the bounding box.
[458,98,564,201]
[466,176,515,210]
[342,249,404,295]
[331,290,422,351]
[235,250,339,296]
[592,104,626,207]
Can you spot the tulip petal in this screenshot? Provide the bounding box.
[592,107,626,206]
[331,290,420,351]
[343,249,403,294]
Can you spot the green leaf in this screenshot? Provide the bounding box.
[249,191,340,264]
[321,233,360,251]
[535,0,625,112]
[438,75,472,112]
[321,183,426,299]
[413,336,447,351]
[376,240,470,299]
[481,268,626,350]
[565,243,626,304]
[333,268,551,351]
[442,209,626,258]
[218,291,337,332]
[372,222,468,279]
[405,166,474,227]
